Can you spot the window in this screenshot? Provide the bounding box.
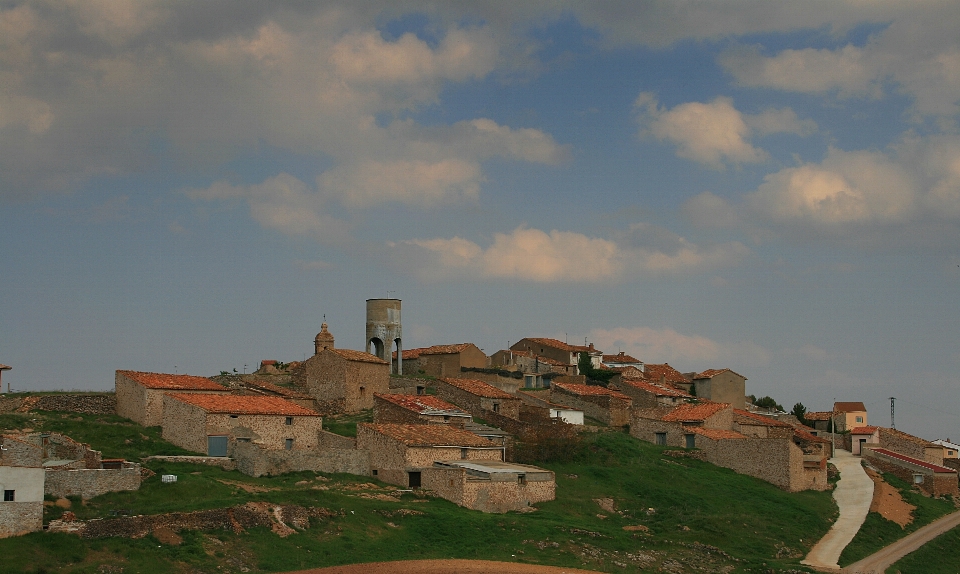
[408,471,421,488]
[655,432,667,446]
[855,416,863,423]
[230,415,238,419]
[285,417,293,426]
[372,469,378,476]
[461,448,468,459]
[416,386,425,395]
[284,438,293,450]
[685,434,696,449]
[3,490,14,502]
[492,403,500,413]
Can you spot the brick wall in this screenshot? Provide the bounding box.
[230,441,369,478]
[44,465,142,499]
[0,502,42,538]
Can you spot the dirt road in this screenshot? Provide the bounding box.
[841,509,960,574]
[286,559,604,574]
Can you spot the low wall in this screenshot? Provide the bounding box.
[0,394,117,415]
[44,465,142,499]
[319,430,357,450]
[231,442,369,478]
[863,448,959,497]
[141,456,237,471]
[0,502,42,538]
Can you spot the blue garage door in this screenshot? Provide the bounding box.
[207,436,228,457]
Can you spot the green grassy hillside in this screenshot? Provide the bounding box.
[0,410,839,573]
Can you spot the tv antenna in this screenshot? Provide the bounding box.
[890,397,896,429]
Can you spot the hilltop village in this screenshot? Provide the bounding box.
[1,298,958,555]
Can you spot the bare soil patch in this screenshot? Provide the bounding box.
[865,468,914,527]
[216,479,277,493]
[285,559,604,574]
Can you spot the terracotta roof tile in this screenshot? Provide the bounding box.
[880,427,937,447]
[499,350,569,367]
[869,448,956,473]
[602,353,641,364]
[118,370,226,391]
[242,380,313,400]
[695,368,746,380]
[362,423,496,448]
[834,401,866,412]
[733,409,793,428]
[621,379,691,398]
[851,426,880,435]
[166,393,319,416]
[516,337,595,354]
[691,427,748,440]
[439,377,515,399]
[641,363,690,384]
[328,348,388,364]
[553,382,631,401]
[793,428,830,444]
[662,402,729,422]
[375,394,469,416]
[395,343,479,360]
[804,411,833,421]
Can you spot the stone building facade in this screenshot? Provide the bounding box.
[875,427,944,465]
[863,446,958,497]
[115,370,226,426]
[692,369,746,409]
[424,460,556,513]
[616,378,691,409]
[435,377,521,420]
[356,423,503,488]
[162,393,321,455]
[373,394,471,428]
[0,436,43,538]
[399,343,487,378]
[509,338,601,373]
[294,333,390,414]
[550,382,633,426]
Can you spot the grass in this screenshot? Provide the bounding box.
[886,523,960,574]
[322,409,373,437]
[838,472,957,566]
[1,410,842,573]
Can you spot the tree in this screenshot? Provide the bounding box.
[754,395,784,411]
[578,352,615,386]
[791,402,808,425]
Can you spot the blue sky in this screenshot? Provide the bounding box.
[2,1,960,440]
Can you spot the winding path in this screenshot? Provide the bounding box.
[841,509,960,574]
[802,449,875,571]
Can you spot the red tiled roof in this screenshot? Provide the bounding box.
[734,409,793,428]
[118,370,225,391]
[602,353,641,364]
[516,337,595,353]
[804,411,833,421]
[834,402,866,412]
[439,377,515,399]
[642,363,690,384]
[166,393,319,416]
[242,380,312,400]
[794,428,831,444]
[869,448,956,473]
[691,427,747,440]
[361,423,496,448]
[695,368,746,380]
[622,379,691,398]
[851,426,880,435]
[375,393,469,415]
[662,402,729,422]
[500,349,569,367]
[395,343,479,360]
[327,348,388,364]
[552,382,631,401]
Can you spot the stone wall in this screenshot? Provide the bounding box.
[0,502,42,538]
[141,456,237,471]
[863,448,959,497]
[421,466,556,513]
[1,394,117,416]
[696,436,827,492]
[434,380,521,420]
[0,437,42,467]
[630,418,690,447]
[297,350,390,414]
[550,387,631,426]
[877,428,944,465]
[694,372,745,409]
[319,430,357,450]
[45,465,142,499]
[230,441,370,478]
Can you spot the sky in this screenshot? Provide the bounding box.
[2,1,959,441]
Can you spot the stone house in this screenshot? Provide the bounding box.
[233,379,317,412]
[691,369,747,409]
[517,391,584,425]
[294,340,390,414]
[733,409,794,439]
[642,363,691,389]
[425,460,556,513]
[373,393,472,428]
[933,439,960,459]
[115,370,227,427]
[162,394,322,455]
[833,401,868,431]
[601,352,643,370]
[549,382,632,426]
[862,446,958,497]
[873,427,944,465]
[396,343,488,377]
[616,378,692,409]
[357,423,503,488]
[489,349,576,377]
[435,377,522,420]
[510,338,602,374]
[0,435,43,538]
[851,426,880,455]
[803,411,834,432]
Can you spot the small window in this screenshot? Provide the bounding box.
[285,417,293,425]
[492,403,500,413]
[655,432,667,446]
[416,386,425,395]
[856,416,863,423]
[3,490,13,502]
[461,448,468,459]
[372,469,378,476]
[518,474,527,485]
[284,438,293,450]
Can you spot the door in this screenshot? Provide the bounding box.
[207,435,228,457]
[408,471,422,488]
[858,438,866,455]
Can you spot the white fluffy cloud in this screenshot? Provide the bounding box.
[635,93,814,169]
[587,326,771,369]
[394,225,747,283]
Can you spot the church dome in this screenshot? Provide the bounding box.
[314,322,334,353]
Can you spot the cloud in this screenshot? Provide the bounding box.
[320,159,482,208]
[635,93,813,169]
[588,326,771,369]
[393,225,748,283]
[681,192,742,228]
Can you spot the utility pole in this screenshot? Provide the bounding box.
[890,397,896,429]
[831,397,836,457]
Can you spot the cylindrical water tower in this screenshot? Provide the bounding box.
[366,298,402,374]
